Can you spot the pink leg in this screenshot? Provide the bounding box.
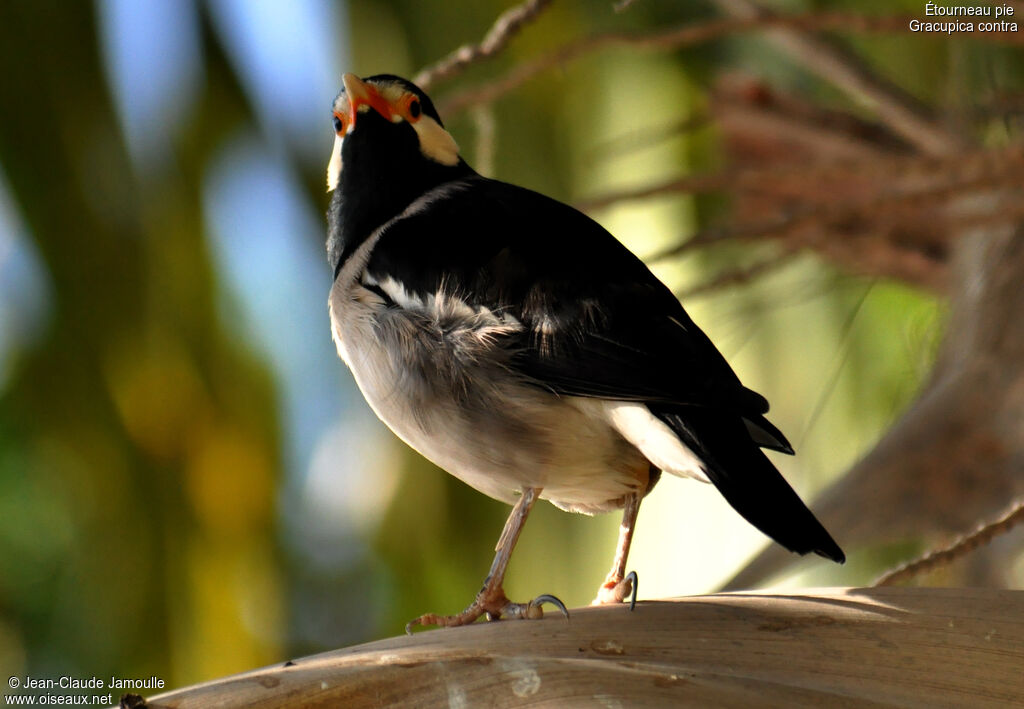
[593,493,640,607]
[406,487,568,632]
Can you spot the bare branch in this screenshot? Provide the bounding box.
[708,0,966,155]
[436,11,1021,117]
[577,172,737,211]
[582,114,711,164]
[711,74,914,160]
[660,222,951,291]
[413,0,554,90]
[633,149,1024,290]
[874,498,1024,586]
[675,251,798,300]
[650,196,1024,290]
[438,12,905,115]
[583,147,1024,213]
[144,589,1024,708]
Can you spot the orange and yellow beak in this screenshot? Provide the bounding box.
[340,73,395,131]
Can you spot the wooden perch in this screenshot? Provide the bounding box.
[141,588,1023,708]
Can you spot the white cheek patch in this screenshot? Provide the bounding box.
[326,89,460,190]
[326,134,344,191]
[413,116,460,166]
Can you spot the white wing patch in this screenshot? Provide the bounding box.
[579,400,709,483]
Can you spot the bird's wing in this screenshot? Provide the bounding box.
[364,177,790,451]
[363,177,851,562]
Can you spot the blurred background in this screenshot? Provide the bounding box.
[0,0,1019,691]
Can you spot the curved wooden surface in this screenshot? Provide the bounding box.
[143,587,1024,708]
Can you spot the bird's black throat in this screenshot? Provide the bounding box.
[327,111,474,279]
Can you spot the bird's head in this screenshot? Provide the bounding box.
[326,73,462,193]
[325,74,471,273]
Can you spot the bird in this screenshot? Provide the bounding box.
[324,73,844,631]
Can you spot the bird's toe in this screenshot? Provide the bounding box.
[406,587,568,631]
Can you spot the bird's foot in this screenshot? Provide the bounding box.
[406,589,569,634]
[592,570,638,610]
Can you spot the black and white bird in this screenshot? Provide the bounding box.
[325,73,844,631]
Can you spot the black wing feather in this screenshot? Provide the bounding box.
[367,177,773,423]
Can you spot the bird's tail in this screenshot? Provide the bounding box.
[654,407,845,563]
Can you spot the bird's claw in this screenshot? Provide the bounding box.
[624,570,638,611]
[494,593,570,621]
[537,593,571,619]
[592,570,638,610]
[406,591,569,633]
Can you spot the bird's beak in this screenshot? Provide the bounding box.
[342,73,395,129]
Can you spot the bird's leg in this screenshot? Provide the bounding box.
[593,493,640,608]
[406,487,568,633]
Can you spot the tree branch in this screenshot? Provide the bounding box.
[139,588,1024,708]
[435,11,1021,117]
[707,0,966,155]
[874,497,1024,586]
[583,148,1024,212]
[436,12,912,115]
[578,147,1024,291]
[675,251,798,300]
[413,0,554,90]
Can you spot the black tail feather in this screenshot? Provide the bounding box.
[654,407,845,564]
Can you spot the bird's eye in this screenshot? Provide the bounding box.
[408,99,421,120]
[332,114,345,135]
